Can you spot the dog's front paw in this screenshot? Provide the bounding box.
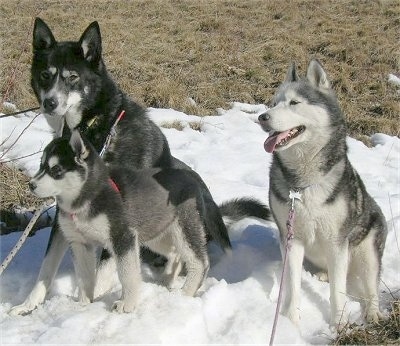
[78,296,91,306]
[365,309,383,324]
[112,299,135,313]
[282,307,300,326]
[330,311,348,330]
[9,302,36,316]
[78,290,92,306]
[9,284,47,316]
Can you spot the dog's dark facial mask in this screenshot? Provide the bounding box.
[29,132,89,198]
[31,18,103,136]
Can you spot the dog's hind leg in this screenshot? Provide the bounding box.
[9,223,69,315]
[145,234,183,289]
[348,231,383,323]
[174,222,209,297]
[181,253,209,296]
[164,253,182,288]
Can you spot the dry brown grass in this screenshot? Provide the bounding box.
[0,163,42,233]
[0,0,399,137]
[0,163,40,209]
[333,300,400,345]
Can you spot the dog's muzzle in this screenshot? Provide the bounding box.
[28,180,37,192]
[258,112,270,122]
[43,97,59,113]
[258,112,272,131]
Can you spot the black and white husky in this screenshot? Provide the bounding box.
[28,131,141,312]
[10,18,270,315]
[258,60,387,327]
[28,130,238,311]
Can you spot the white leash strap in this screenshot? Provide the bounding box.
[99,110,126,158]
[0,206,45,276]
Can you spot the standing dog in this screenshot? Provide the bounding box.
[10,18,270,315]
[29,131,141,312]
[258,60,387,326]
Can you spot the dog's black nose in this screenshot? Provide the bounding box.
[258,112,270,122]
[43,98,58,112]
[28,181,37,191]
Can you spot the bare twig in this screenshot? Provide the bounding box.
[0,125,17,147]
[388,193,400,255]
[0,149,43,164]
[0,113,40,161]
[0,107,40,119]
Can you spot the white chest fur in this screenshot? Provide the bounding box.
[271,184,348,268]
[58,210,111,247]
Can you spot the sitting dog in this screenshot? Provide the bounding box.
[10,17,270,315]
[258,59,387,326]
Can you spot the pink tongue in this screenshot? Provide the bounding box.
[264,130,291,153]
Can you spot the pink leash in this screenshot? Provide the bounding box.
[269,190,301,345]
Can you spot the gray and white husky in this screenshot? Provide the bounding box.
[28,131,141,313]
[9,18,270,315]
[258,60,387,327]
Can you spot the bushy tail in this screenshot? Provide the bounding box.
[219,197,271,227]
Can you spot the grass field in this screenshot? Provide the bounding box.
[0,0,399,138]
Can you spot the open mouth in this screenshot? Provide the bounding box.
[264,125,305,153]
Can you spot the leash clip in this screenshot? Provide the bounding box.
[289,190,302,210]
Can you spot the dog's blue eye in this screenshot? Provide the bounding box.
[50,165,63,178]
[40,71,52,81]
[289,100,300,106]
[68,74,79,84]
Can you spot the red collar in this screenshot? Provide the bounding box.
[108,178,120,193]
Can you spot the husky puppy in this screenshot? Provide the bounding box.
[32,130,249,300]
[28,131,141,313]
[258,60,387,326]
[10,18,270,315]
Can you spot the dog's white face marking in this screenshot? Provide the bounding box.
[30,172,61,198]
[48,156,59,168]
[48,66,57,75]
[40,68,83,135]
[265,89,332,153]
[30,153,85,202]
[65,91,83,129]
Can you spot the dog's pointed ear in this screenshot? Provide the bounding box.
[284,62,299,83]
[306,59,331,89]
[69,130,90,161]
[79,21,102,64]
[33,17,56,51]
